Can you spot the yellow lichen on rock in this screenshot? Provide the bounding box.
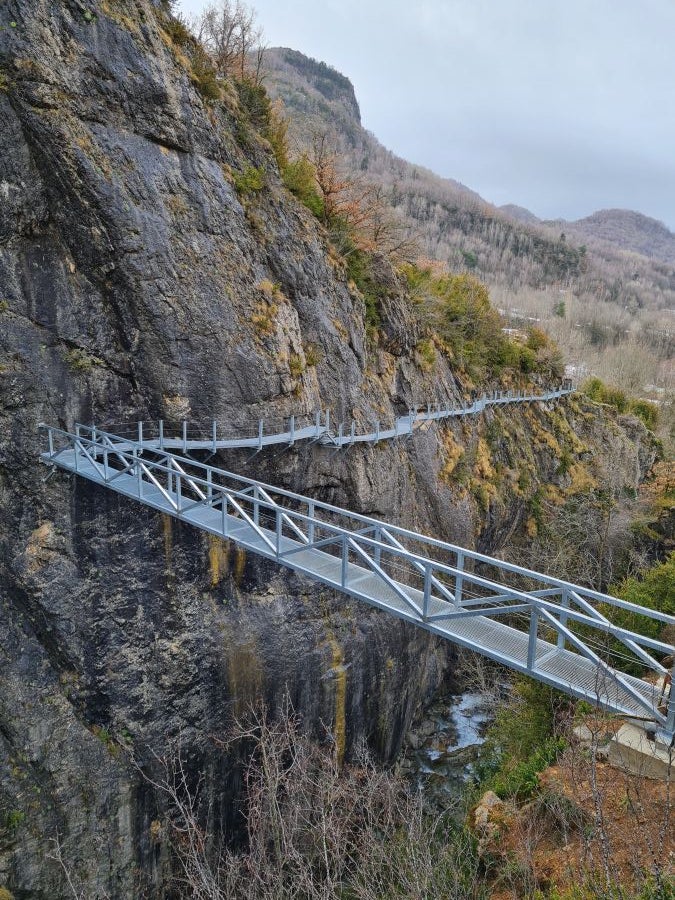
[325,632,347,766]
[439,430,465,482]
[208,534,229,587]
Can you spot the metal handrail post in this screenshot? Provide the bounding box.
[258,419,263,451]
[276,507,282,558]
[558,590,569,648]
[423,564,432,620]
[307,501,315,543]
[158,420,164,451]
[665,665,675,736]
[341,535,348,588]
[221,492,228,536]
[212,420,217,453]
[527,609,538,669]
[182,421,187,454]
[455,551,464,607]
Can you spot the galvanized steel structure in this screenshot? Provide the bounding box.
[40,422,675,742]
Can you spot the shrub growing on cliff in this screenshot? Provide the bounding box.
[583,377,659,430]
[402,265,556,380]
[144,702,487,899]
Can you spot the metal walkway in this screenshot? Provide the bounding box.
[96,384,574,454]
[40,422,675,741]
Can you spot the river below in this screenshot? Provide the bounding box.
[401,691,494,810]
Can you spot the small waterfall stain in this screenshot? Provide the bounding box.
[207,534,228,587]
[161,514,172,570]
[233,546,246,586]
[226,638,263,716]
[326,632,347,766]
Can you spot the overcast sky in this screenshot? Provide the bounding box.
[178,0,675,229]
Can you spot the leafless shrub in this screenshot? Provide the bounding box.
[139,697,485,899]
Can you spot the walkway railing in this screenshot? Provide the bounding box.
[91,383,575,454]
[40,421,674,741]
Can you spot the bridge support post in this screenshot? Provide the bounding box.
[159,420,164,451]
[138,421,143,445]
[182,421,187,454]
[258,419,263,451]
[212,420,217,453]
[48,428,54,457]
[289,415,295,445]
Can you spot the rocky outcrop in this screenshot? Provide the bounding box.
[0,2,659,896]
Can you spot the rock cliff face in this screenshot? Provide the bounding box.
[0,2,658,896]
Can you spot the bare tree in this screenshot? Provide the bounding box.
[138,698,484,899]
[192,0,264,82]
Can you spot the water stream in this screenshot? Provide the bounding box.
[402,691,494,810]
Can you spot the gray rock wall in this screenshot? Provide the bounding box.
[0,2,658,896]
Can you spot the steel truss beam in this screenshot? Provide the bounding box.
[39,422,675,740]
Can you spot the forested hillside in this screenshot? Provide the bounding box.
[264,48,675,422]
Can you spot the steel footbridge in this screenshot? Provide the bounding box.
[92,384,574,454]
[39,421,675,742]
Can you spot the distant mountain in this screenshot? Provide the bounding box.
[500,204,541,226]
[264,47,481,204]
[263,48,675,316]
[552,209,675,266]
[264,48,362,145]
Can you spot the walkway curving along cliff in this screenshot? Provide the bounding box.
[40,421,675,743]
[93,383,575,454]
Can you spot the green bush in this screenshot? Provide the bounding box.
[190,47,221,101]
[237,78,271,130]
[582,378,659,430]
[346,247,384,334]
[163,14,192,46]
[475,676,568,792]
[234,165,265,196]
[629,398,659,431]
[491,737,566,801]
[282,156,324,218]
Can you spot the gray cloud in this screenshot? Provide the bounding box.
[179,0,675,228]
